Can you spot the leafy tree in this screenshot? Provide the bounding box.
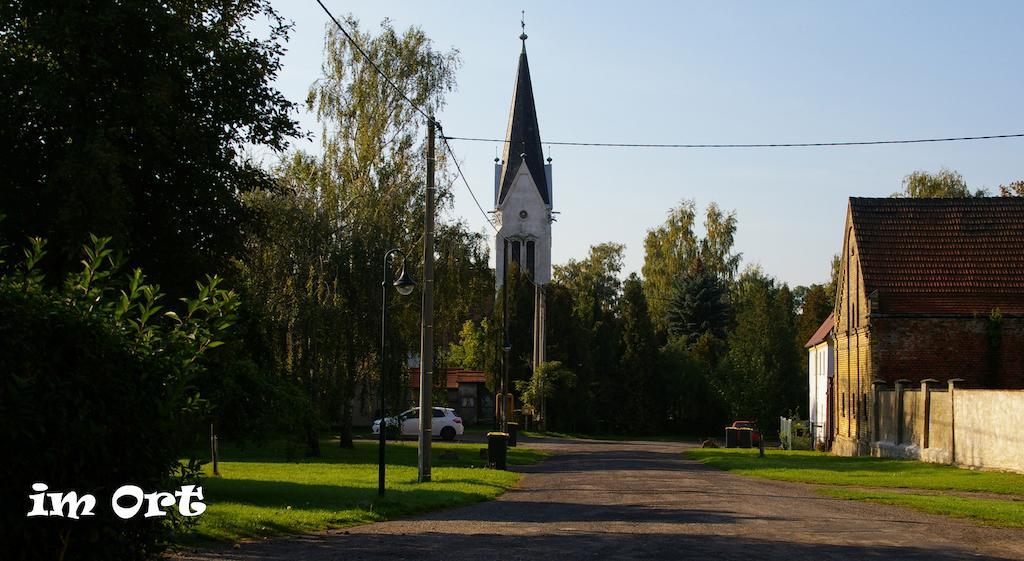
[433,222,493,400]
[448,319,493,371]
[894,168,986,198]
[827,253,841,307]
[700,203,742,280]
[514,361,575,428]
[237,180,350,455]
[617,274,658,431]
[545,243,626,432]
[999,181,1024,197]
[448,316,499,393]
[309,18,458,447]
[657,336,727,434]
[642,200,739,334]
[0,0,300,295]
[716,268,802,429]
[795,283,833,347]
[555,242,626,319]
[643,201,697,334]
[238,17,462,450]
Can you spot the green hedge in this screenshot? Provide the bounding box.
[0,288,196,560]
[0,234,236,560]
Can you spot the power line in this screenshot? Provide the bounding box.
[314,0,431,123]
[443,132,1024,149]
[440,131,498,231]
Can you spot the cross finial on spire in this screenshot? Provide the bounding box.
[519,10,528,49]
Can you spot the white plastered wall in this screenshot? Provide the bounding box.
[495,160,552,286]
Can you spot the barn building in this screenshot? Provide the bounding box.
[832,197,1024,456]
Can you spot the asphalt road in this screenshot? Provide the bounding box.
[176,438,1024,560]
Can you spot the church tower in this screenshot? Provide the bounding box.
[494,28,552,287]
[494,25,552,397]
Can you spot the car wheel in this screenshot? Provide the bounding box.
[441,426,456,441]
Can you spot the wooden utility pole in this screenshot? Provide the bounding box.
[418,116,436,483]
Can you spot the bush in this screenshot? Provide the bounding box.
[0,236,237,560]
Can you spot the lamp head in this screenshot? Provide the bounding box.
[393,260,416,296]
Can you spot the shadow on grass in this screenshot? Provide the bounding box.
[203,477,494,511]
[195,439,544,469]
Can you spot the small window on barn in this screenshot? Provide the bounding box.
[841,392,846,416]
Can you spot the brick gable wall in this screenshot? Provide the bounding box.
[872,316,1024,389]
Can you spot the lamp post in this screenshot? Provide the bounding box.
[379,248,415,496]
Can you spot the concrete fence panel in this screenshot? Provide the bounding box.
[877,390,897,443]
[953,390,1024,473]
[928,390,952,450]
[902,390,920,445]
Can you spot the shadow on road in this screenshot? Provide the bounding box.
[197,531,1020,561]
[428,500,786,524]
[516,448,695,474]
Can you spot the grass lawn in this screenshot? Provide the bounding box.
[182,438,546,544]
[685,448,1024,495]
[821,489,1024,528]
[686,448,1024,527]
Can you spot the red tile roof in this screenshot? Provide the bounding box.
[408,367,487,390]
[805,313,834,348]
[850,197,1024,315]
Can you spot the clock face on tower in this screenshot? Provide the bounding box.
[519,210,528,219]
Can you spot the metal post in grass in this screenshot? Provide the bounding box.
[210,422,220,476]
[379,248,416,496]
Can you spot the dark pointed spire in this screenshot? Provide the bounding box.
[497,25,549,206]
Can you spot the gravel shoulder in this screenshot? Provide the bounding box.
[173,437,1024,560]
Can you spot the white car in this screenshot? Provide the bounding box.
[372,407,464,441]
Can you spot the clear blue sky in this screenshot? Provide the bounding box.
[267,1,1024,287]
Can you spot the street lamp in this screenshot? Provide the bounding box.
[379,248,415,496]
